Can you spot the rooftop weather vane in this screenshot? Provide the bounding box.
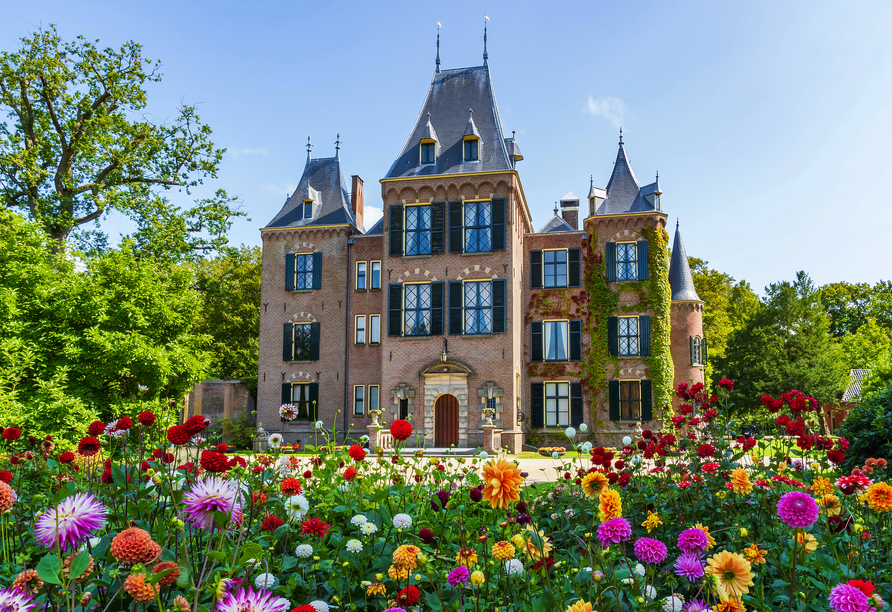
[436,21,441,72]
[335,133,341,156]
[306,136,312,161]
[483,14,489,64]
[619,127,623,145]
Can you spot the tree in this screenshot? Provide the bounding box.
[0,25,239,250]
[820,281,892,337]
[840,318,892,373]
[718,271,849,417]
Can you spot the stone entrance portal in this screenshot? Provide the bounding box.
[421,360,472,447]
[434,394,459,447]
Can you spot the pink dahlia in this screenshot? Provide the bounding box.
[213,587,289,612]
[446,566,470,587]
[182,477,243,530]
[828,583,872,612]
[597,517,632,547]
[777,491,820,529]
[34,493,107,551]
[634,537,668,564]
[674,552,704,581]
[0,587,37,612]
[677,527,709,553]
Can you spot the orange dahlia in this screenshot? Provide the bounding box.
[123,573,157,603]
[110,527,156,563]
[695,523,716,550]
[455,547,478,567]
[566,601,594,612]
[367,583,386,596]
[811,476,834,496]
[581,472,608,498]
[741,544,766,565]
[151,561,181,587]
[816,494,841,517]
[512,527,553,561]
[795,531,818,553]
[705,551,754,599]
[865,482,892,513]
[481,458,524,510]
[598,488,622,523]
[491,540,516,561]
[0,481,15,513]
[387,564,409,581]
[280,478,302,497]
[730,468,753,495]
[63,553,94,581]
[12,570,43,595]
[392,544,421,569]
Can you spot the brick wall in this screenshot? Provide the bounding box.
[670,301,705,389]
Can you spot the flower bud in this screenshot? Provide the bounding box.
[740,528,748,537]
[375,573,383,581]
[79,593,92,607]
[415,553,429,567]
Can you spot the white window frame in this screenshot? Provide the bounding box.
[355,315,366,345]
[544,381,570,428]
[618,316,640,356]
[543,320,570,362]
[369,315,380,344]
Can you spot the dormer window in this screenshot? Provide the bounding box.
[463,138,479,162]
[303,200,313,219]
[420,140,436,165]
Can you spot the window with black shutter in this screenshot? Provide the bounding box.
[569,319,582,361]
[605,243,617,282]
[530,382,544,428]
[568,249,581,287]
[430,282,444,336]
[617,317,639,356]
[545,382,570,427]
[389,205,403,256]
[640,380,653,421]
[543,250,567,287]
[607,317,619,357]
[285,254,295,291]
[640,315,651,357]
[493,279,506,333]
[492,199,506,251]
[448,201,463,252]
[637,240,649,280]
[431,202,446,253]
[286,322,319,361]
[312,253,322,289]
[388,284,403,336]
[283,383,318,421]
[448,281,463,335]
[619,380,641,420]
[530,250,542,289]
[570,382,583,427]
[464,201,493,253]
[463,280,493,334]
[531,321,543,362]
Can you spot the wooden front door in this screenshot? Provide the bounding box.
[434,394,459,447]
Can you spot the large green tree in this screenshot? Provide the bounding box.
[0,25,239,251]
[718,271,849,416]
[820,281,892,337]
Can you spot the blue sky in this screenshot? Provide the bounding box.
[4,1,892,292]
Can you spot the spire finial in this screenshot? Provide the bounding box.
[554,201,558,216]
[676,218,679,229]
[512,130,515,139]
[483,14,489,65]
[306,136,312,161]
[619,127,623,145]
[334,133,341,157]
[656,170,659,180]
[436,22,441,73]
[590,175,593,187]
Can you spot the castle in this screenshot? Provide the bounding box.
[256,37,704,451]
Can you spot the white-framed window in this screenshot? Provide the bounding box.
[618,316,639,356]
[404,283,431,336]
[616,242,637,281]
[620,380,641,420]
[295,254,314,290]
[369,315,380,344]
[464,201,492,253]
[543,249,568,288]
[356,261,367,290]
[370,261,381,289]
[369,385,380,413]
[353,385,364,415]
[293,323,312,360]
[545,382,570,427]
[405,205,432,256]
[355,315,366,345]
[544,320,570,362]
[464,280,493,334]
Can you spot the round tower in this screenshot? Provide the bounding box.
[668,221,705,390]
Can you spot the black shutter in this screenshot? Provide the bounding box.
[430,282,444,336]
[639,315,651,357]
[569,319,582,361]
[702,337,708,365]
[607,317,618,357]
[690,336,696,366]
[637,240,649,281]
[530,250,542,289]
[309,322,320,361]
[449,281,463,335]
[389,205,403,256]
[308,383,319,420]
[283,323,293,362]
[641,380,653,421]
[281,383,292,404]
[606,243,617,282]
[312,252,322,289]
[531,322,543,362]
[608,380,620,421]
[285,254,295,291]
[388,284,403,337]
[493,279,506,333]
[568,249,581,287]
[531,382,544,428]
[431,202,446,253]
[570,382,583,427]
[492,199,506,251]
[448,201,463,253]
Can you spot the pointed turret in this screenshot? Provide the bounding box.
[464,109,482,140]
[668,221,702,302]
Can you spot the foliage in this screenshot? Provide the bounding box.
[0,25,239,250]
[839,317,892,373]
[820,280,892,338]
[836,383,892,470]
[212,413,257,450]
[640,224,673,414]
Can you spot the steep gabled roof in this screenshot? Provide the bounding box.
[364,216,384,235]
[537,214,577,234]
[266,155,358,230]
[385,65,512,179]
[595,137,661,216]
[668,222,702,302]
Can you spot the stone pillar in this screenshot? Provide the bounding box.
[482,423,497,452]
[367,411,382,452]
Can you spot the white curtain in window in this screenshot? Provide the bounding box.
[545,321,569,361]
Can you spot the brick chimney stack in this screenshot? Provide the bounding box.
[560,204,578,230]
[351,175,364,230]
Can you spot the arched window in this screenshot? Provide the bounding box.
[690,336,702,366]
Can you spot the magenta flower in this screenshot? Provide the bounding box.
[597,517,632,547]
[682,599,710,612]
[828,584,873,612]
[777,491,820,529]
[0,587,37,612]
[633,537,668,564]
[34,493,107,551]
[383,609,408,612]
[214,587,289,612]
[677,527,709,553]
[674,552,705,581]
[446,566,470,587]
[183,476,244,530]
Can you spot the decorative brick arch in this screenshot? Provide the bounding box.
[455,265,498,281]
[398,268,438,282]
[288,312,317,323]
[290,242,316,253]
[610,228,643,242]
[286,371,315,383]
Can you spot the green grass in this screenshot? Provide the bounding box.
[515,451,588,459]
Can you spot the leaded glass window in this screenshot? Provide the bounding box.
[464,201,492,253]
[618,317,639,356]
[405,205,432,256]
[544,250,567,287]
[293,323,312,360]
[544,320,569,361]
[295,254,314,290]
[404,283,432,336]
[692,336,702,365]
[616,243,637,281]
[464,281,493,334]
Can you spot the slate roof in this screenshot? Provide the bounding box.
[385,65,513,179]
[265,155,359,231]
[595,140,661,215]
[364,216,384,235]
[537,214,578,234]
[668,222,702,302]
[842,369,869,402]
[504,137,523,163]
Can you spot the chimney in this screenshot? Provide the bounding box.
[559,191,580,230]
[350,175,364,231]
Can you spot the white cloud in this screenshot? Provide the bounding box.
[362,206,383,231]
[584,96,629,129]
[228,147,268,158]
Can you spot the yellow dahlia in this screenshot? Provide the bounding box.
[795,531,818,554]
[512,527,553,561]
[566,601,594,612]
[598,488,622,523]
[387,564,409,581]
[742,544,766,565]
[470,570,485,586]
[816,494,841,517]
[715,593,746,612]
[730,468,753,495]
[705,551,754,599]
[865,482,892,513]
[642,511,662,533]
[581,472,608,498]
[455,547,478,567]
[695,523,716,550]
[366,583,386,596]
[811,476,834,496]
[392,544,421,569]
[481,458,524,509]
[491,540,516,561]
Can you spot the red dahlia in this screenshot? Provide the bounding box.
[418,527,435,544]
[397,585,420,605]
[261,514,285,532]
[183,415,208,435]
[116,417,134,430]
[343,466,357,481]
[77,436,101,457]
[390,419,413,441]
[59,451,76,464]
[3,427,21,441]
[292,606,317,612]
[718,378,734,390]
[827,450,845,464]
[87,421,106,436]
[216,443,228,453]
[696,443,715,458]
[300,517,330,537]
[228,456,246,469]
[199,450,229,473]
[0,470,11,483]
[137,411,156,426]
[280,478,302,496]
[166,425,190,446]
[101,467,114,484]
[348,444,366,462]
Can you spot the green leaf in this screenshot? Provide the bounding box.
[148,568,175,586]
[207,550,227,563]
[176,563,191,588]
[36,554,62,585]
[240,542,263,562]
[111,465,126,488]
[281,556,297,571]
[69,550,91,579]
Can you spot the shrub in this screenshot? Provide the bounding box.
[837,383,892,469]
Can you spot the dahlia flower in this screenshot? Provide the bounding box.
[294,544,313,558]
[267,434,283,449]
[480,458,524,510]
[865,481,892,512]
[566,601,594,612]
[777,491,820,528]
[361,522,377,535]
[504,558,524,575]
[284,494,309,522]
[34,493,107,551]
[350,514,368,527]
[828,583,873,612]
[598,488,623,522]
[705,551,754,599]
[346,539,363,553]
[0,587,37,612]
[674,552,705,581]
[392,513,413,529]
[634,537,668,564]
[677,527,710,553]
[663,595,685,612]
[253,573,277,589]
[310,601,330,612]
[447,566,470,587]
[581,472,608,498]
[182,477,243,530]
[214,587,290,612]
[597,517,632,547]
[682,599,709,612]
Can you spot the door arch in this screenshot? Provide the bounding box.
[434,394,459,447]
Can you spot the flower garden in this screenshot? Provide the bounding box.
[0,381,889,612]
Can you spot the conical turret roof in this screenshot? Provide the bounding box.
[668,222,702,302]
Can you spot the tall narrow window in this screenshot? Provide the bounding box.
[355,315,366,345]
[464,201,492,253]
[290,383,313,419]
[618,317,640,356]
[303,200,313,219]
[353,386,364,415]
[405,205,432,256]
[369,315,380,344]
[404,283,432,336]
[545,382,570,427]
[356,262,367,290]
[295,254,314,290]
[293,324,312,360]
[369,385,380,413]
[691,336,702,365]
[464,139,479,161]
[399,398,409,420]
[370,261,381,289]
[543,250,568,288]
[543,320,570,361]
[421,142,436,164]
[620,381,641,420]
[616,243,637,281]
[464,281,493,334]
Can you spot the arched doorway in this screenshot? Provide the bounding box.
[434,394,459,447]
